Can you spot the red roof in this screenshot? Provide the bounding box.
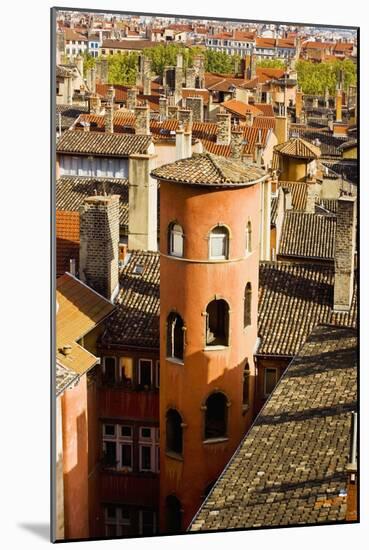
[56,211,80,277]
[221,99,264,118]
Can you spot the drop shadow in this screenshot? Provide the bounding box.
[18,522,49,541]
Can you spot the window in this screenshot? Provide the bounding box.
[102,49,106,55]
[102,357,117,385]
[204,392,228,439]
[243,362,250,406]
[138,510,157,536]
[138,359,153,387]
[139,427,160,472]
[244,283,252,328]
[209,226,229,259]
[168,222,184,257]
[264,368,278,397]
[102,423,133,471]
[166,312,184,361]
[166,409,183,455]
[246,221,252,253]
[165,495,182,534]
[205,299,229,346]
[104,506,131,537]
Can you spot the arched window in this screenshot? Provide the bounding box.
[243,361,250,406]
[246,221,252,253]
[166,312,184,360]
[209,226,229,259]
[206,299,229,346]
[166,409,183,455]
[168,223,184,257]
[204,392,228,439]
[165,495,182,534]
[244,283,252,328]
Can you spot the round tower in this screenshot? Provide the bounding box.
[151,153,268,533]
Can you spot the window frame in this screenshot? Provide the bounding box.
[138,358,154,387]
[102,423,133,471]
[166,312,185,362]
[104,506,131,537]
[244,282,252,328]
[102,356,118,385]
[138,426,160,473]
[209,225,230,260]
[203,391,229,441]
[264,367,278,397]
[168,222,184,258]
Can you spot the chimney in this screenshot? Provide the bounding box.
[176,125,185,160]
[128,154,158,251]
[100,57,109,84]
[186,67,196,88]
[216,111,231,145]
[305,182,317,213]
[168,105,179,119]
[66,76,73,105]
[105,86,115,133]
[183,123,192,159]
[334,196,356,311]
[175,62,183,104]
[178,108,193,127]
[283,188,292,211]
[335,86,343,123]
[89,93,101,115]
[312,97,319,109]
[79,194,120,301]
[75,54,83,76]
[90,67,96,93]
[143,73,151,96]
[250,53,256,79]
[159,96,168,121]
[274,115,288,145]
[184,97,203,122]
[127,87,138,111]
[230,128,244,160]
[193,54,205,88]
[295,89,303,122]
[86,68,92,91]
[134,103,150,135]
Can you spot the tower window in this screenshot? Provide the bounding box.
[243,362,250,406]
[168,222,184,257]
[166,409,183,455]
[209,226,229,259]
[165,495,182,534]
[244,283,252,328]
[166,312,184,361]
[206,299,229,346]
[246,221,252,253]
[204,392,228,439]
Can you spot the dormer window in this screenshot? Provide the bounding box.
[168,223,184,257]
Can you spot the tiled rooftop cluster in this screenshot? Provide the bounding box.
[56,131,152,156]
[190,325,357,531]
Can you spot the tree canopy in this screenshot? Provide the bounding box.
[296,59,356,95]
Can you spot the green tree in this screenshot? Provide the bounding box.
[107,52,138,85]
[296,59,356,94]
[82,51,96,77]
[256,59,285,69]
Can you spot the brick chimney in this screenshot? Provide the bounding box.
[79,194,120,301]
[334,196,356,311]
[128,154,158,251]
[186,67,196,88]
[89,93,102,115]
[159,96,168,121]
[193,54,205,88]
[185,96,203,122]
[90,67,96,93]
[127,87,138,111]
[250,53,256,79]
[216,111,231,145]
[175,57,183,104]
[230,128,244,159]
[100,57,109,84]
[143,73,151,95]
[305,182,318,213]
[105,86,115,133]
[135,103,150,135]
[75,54,83,76]
[178,108,193,127]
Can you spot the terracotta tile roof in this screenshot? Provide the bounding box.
[101,251,160,350]
[279,212,336,261]
[221,99,264,118]
[253,103,275,117]
[211,30,255,41]
[258,262,357,356]
[182,88,210,105]
[253,116,276,130]
[191,324,357,531]
[289,127,347,158]
[151,152,267,187]
[56,210,80,277]
[201,126,269,157]
[271,196,278,225]
[56,273,115,374]
[279,182,308,211]
[56,361,79,397]
[77,111,136,132]
[321,160,358,185]
[319,199,338,213]
[192,121,218,140]
[64,29,88,42]
[101,39,157,50]
[302,40,335,50]
[256,37,295,49]
[56,130,152,157]
[56,176,129,229]
[274,137,321,159]
[256,67,286,81]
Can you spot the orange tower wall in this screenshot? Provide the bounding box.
[159,180,261,530]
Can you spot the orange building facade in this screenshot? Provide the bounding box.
[155,157,267,531]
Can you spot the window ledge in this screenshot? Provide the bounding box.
[165,451,184,461]
[203,437,229,445]
[166,357,184,366]
[203,345,229,352]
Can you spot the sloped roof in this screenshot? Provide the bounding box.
[221,99,264,118]
[56,210,80,277]
[279,181,308,211]
[56,361,79,397]
[56,273,115,374]
[190,324,357,531]
[151,152,267,187]
[278,211,336,260]
[274,137,321,159]
[101,251,160,350]
[56,130,152,157]
[258,262,357,356]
